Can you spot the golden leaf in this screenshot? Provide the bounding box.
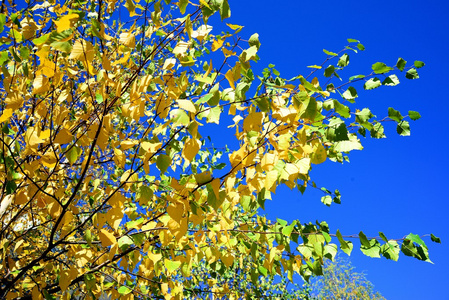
[99,229,117,247]
[54,14,79,33]
[119,32,136,48]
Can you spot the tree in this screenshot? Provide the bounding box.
[0,0,440,299]
[308,257,385,300]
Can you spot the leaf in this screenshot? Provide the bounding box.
[388,107,403,122]
[408,111,421,121]
[337,53,349,67]
[118,286,133,295]
[397,120,410,136]
[219,0,231,21]
[396,57,407,71]
[66,146,81,165]
[406,68,419,79]
[54,14,79,33]
[0,108,13,123]
[342,87,357,100]
[414,60,425,68]
[382,74,400,86]
[431,234,441,244]
[165,259,181,272]
[372,62,393,74]
[248,33,261,50]
[156,155,171,174]
[323,49,337,56]
[118,236,134,251]
[99,229,117,247]
[360,239,381,258]
[364,77,381,90]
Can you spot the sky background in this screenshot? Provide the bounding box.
[215,1,449,299]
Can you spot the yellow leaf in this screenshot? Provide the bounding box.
[120,139,138,150]
[163,58,176,70]
[222,47,236,57]
[113,148,126,168]
[226,23,244,31]
[99,229,117,247]
[182,138,200,162]
[32,75,50,94]
[210,178,220,200]
[260,153,279,171]
[54,128,73,144]
[59,267,78,291]
[176,99,196,113]
[243,112,263,132]
[173,41,190,55]
[211,38,224,52]
[265,170,278,190]
[54,14,79,33]
[148,251,162,264]
[225,69,235,89]
[195,171,212,185]
[69,39,94,63]
[191,25,212,42]
[167,203,184,223]
[0,108,13,123]
[311,142,327,164]
[119,32,136,48]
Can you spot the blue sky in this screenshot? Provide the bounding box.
[220,1,449,299]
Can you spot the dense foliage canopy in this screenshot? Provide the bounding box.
[0,0,440,299]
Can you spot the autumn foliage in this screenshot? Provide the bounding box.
[0,0,438,299]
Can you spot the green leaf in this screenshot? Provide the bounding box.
[408,110,421,121]
[405,233,427,248]
[118,236,134,251]
[396,57,407,71]
[219,0,231,20]
[381,240,400,261]
[349,74,365,81]
[170,109,189,126]
[165,259,182,272]
[382,74,400,86]
[342,86,358,101]
[430,234,441,244]
[0,14,5,34]
[414,60,425,68]
[248,33,260,50]
[397,120,410,136]
[347,38,359,43]
[372,62,393,74]
[118,286,133,295]
[405,68,419,79]
[378,232,388,243]
[360,239,381,258]
[358,231,370,248]
[333,100,350,118]
[364,77,381,90]
[95,93,103,104]
[321,195,332,206]
[337,53,349,67]
[357,43,365,51]
[355,108,374,123]
[323,49,337,56]
[334,138,363,152]
[324,65,335,77]
[0,51,9,65]
[206,106,221,124]
[5,180,16,195]
[156,154,171,174]
[66,146,81,165]
[388,107,403,122]
[370,122,385,139]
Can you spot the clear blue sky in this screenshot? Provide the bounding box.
[220,1,449,299]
